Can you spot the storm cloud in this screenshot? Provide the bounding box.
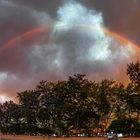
[0,0,139,101]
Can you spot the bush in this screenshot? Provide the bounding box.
[108,118,140,135]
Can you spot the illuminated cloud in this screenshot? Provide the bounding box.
[29,0,135,80]
[0,94,11,103]
[0,0,139,100]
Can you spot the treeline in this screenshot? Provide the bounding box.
[0,61,140,136]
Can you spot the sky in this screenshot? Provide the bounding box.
[0,0,140,102]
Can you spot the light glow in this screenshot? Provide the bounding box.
[0,94,10,103]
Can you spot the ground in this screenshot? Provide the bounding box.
[1,135,140,140]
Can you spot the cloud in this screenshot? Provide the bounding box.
[28,0,135,80]
[81,0,140,43]
[0,0,139,101]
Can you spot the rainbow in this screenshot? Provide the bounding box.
[1,25,140,57]
[0,25,51,52]
[105,28,140,55]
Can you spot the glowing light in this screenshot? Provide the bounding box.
[0,95,10,103]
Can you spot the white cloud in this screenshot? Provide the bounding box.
[0,72,8,82]
[28,0,136,78]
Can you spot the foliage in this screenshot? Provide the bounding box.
[109,118,140,135]
[1,61,140,136]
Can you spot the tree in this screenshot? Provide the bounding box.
[113,83,127,119]
[63,74,99,136]
[127,61,140,84]
[126,61,140,120]
[36,81,56,134]
[109,118,140,135]
[17,90,40,134]
[53,80,68,135]
[1,101,22,134]
[2,70,140,135]
[0,103,3,132]
[95,80,116,131]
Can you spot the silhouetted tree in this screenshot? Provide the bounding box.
[17,90,40,134]
[127,61,140,120]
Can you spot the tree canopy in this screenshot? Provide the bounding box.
[0,62,140,136]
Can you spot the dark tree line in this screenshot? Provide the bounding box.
[0,61,140,136]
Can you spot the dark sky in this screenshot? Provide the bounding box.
[0,0,140,102]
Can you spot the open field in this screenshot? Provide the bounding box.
[1,135,140,140]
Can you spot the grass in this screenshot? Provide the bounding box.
[1,135,140,140]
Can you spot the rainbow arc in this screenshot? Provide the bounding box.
[1,24,140,58]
